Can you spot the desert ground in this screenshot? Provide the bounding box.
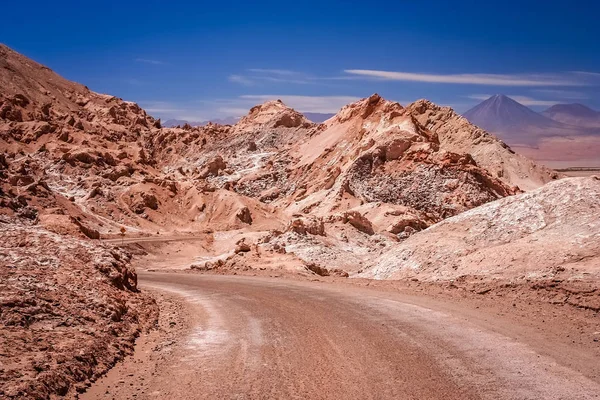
[62,211,600,399]
[79,271,600,400]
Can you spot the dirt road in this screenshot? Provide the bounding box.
[102,235,206,245]
[83,273,600,399]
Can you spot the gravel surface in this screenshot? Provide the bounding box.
[82,273,600,400]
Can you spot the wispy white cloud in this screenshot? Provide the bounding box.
[228,66,600,92]
[503,96,559,107]
[228,74,255,86]
[258,76,313,85]
[230,69,315,86]
[239,95,361,113]
[571,71,600,78]
[217,107,252,116]
[139,101,208,121]
[344,69,598,87]
[532,89,590,100]
[135,58,166,65]
[247,69,298,76]
[466,94,559,106]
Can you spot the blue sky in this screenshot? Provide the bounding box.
[2,0,600,120]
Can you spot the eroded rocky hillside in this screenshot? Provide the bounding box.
[2,42,598,398]
[1,43,562,274]
[0,221,157,398]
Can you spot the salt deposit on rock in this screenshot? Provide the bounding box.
[363,177,600,281]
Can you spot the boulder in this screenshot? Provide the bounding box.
[287,216,325,236]
[199,156,226,179]
[236,206,253,224]
[342,211,374,235]
[234,239,251,254]
[131,192,159,214]
[0,103,23,121]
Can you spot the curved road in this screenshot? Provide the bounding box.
[85,273,600,400]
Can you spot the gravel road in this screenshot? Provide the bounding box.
[82,273,600,399]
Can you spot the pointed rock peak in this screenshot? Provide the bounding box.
[247,99,290,114]
[340,93,385,111]
[466,94,535,115]
[358,93,385,108]
[235,99,311,130]
[333,94,404,124]
[366,93,382,104]
[411,98,436,108]
[405,99,454,115]
[402,100,468,134]
[486,94,518,105]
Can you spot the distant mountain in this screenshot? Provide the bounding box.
[463,95,584,145]
[303,112,335,123]
[462,95,600,167]
[161,116,239,128]
[464,95,562,132]
[162,119,203,128]
[542,103,600,128]
[209,116,240,125]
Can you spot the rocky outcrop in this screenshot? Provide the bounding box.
[0,45,157,144]
[69,216,101,239]
[234,238,251,253]
[287,216,325,236]
[0,224,157,398]
[131,192,159,214]
[269,94,521,228]
[404,99,559,190]
[198,155,227,179]
[235,206,253,224]
[235,100,312,131]
[340,211,374,235]
[363,177,600,281]
[305,262,349,278]
[0,43,586,285]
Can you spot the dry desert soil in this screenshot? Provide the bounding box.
[79,265,600,400]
